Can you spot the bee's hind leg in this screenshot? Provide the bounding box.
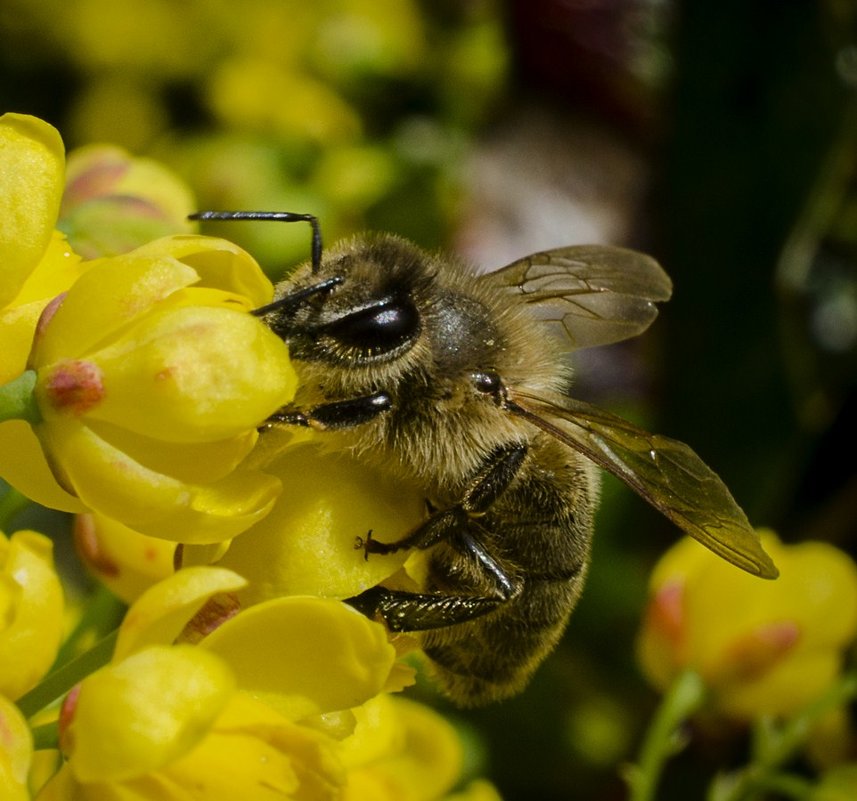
[356,442,527,558]
[347,531,519,632]
[348,443,527,632]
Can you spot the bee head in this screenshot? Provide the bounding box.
[262,233,517,416]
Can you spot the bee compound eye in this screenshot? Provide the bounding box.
[321,298,420,354]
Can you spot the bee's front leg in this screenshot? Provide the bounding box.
[264,390,392,430]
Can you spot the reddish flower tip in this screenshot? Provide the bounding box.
[43,359,105,415]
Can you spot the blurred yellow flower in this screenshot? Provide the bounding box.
[16,235,297,542]
[59,144,196,259]
[637,531,857,719]
[0,693,32,801]
[0,530,64,700]
[206,59,361,144]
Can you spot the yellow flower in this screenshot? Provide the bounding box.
[73,512,176,603]
[0,112,84,512]
[38,646,345,801]
[214,436,426,606]
[59,144,197,259]
[22,235,297,542]
[0,530,64,700]
[637,531,857,719]
[37,567,399,799]
[0,693,32,801]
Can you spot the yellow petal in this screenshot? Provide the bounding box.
[85,420,258,484]
[218,442,425,604]
[83,305,296,442]
[0,694,32,801]
[0,530,65,699]
[115,566,246,661]
[6,232,82,310]
[131,235,274,308]
[0,420,84,513]
[336,695,401,769]
[68,645,235,783]
[0,301,43,384]
[0,114,64,308]
[30,253,198,367]
[339,696,466,801]
[0,236,81,386]
[165,693,343,801]
[74,513,176,604]
[37,419,281,542]
[201,597,395,720]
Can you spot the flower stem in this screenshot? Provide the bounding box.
[30,721,60,752]
[52,584,125,669]
[0,486,31,529]
[709,671,857,801]
[626,670,707,801]
[16,629,118,720]
[0,370,41,424]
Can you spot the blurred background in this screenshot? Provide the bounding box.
[2,1,856,798]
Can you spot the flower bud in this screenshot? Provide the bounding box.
[637,531,857,719]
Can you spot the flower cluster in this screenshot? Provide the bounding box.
[0,0,509,268]
[0,113,497,800]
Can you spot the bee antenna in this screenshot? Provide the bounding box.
[250,275,344,317]
[188,210,323,274]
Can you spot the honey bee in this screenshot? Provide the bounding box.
[192,210,778,706]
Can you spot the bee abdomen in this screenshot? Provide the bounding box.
[422,568,587,706]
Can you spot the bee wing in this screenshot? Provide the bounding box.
[508,390,779,579]
[483,246,673,349]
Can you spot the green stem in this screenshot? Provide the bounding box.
[710,671,857,801]
[16,630,118,720]
[52,584,125,669]
[627,670,708,801]
[0,486,31,529]
[30,722,60,752]
[0,370,41,424]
